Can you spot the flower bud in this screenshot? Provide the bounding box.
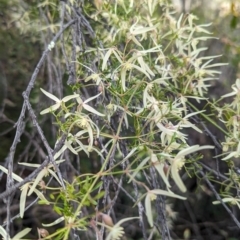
[101,213,114,227]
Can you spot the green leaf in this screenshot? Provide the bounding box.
[230,16,238,29]
[93,191,105,200]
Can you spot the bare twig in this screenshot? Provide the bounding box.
[199,170,240,229]
[23,92,66,189]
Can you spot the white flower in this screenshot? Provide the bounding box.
[48,41,55,51]
[221,79,240,99]
[213,196,240,209]
[104,217,139,240]
[40,88,79,114]
[76,92,105,116]
[169,145,214,192]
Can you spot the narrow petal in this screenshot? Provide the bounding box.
[62,94,79,102]
[28,169,46,196]
[12,228,31,240]
[0,165,23,182]
[48,169,63,186]
[42,217,64,227]
[34,189,50,204]
[83,104,105,116]
[20,184,29,218]
[145,193,153,227]
[40,88,60,102]
[171,161,187,192]
[40,103,60,114]
[151,189,186,199]
[102,48,112,71]
[176,145,214,159]
[128,156,150,183]
[0,226,8,239]
[154,162,171,188]
[54,145,67,160]
[120,68,127,92]
[84,92,102,104]
[65,140,78,155]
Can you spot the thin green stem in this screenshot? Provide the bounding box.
[187,101,230,136]
[63,115,124,240]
